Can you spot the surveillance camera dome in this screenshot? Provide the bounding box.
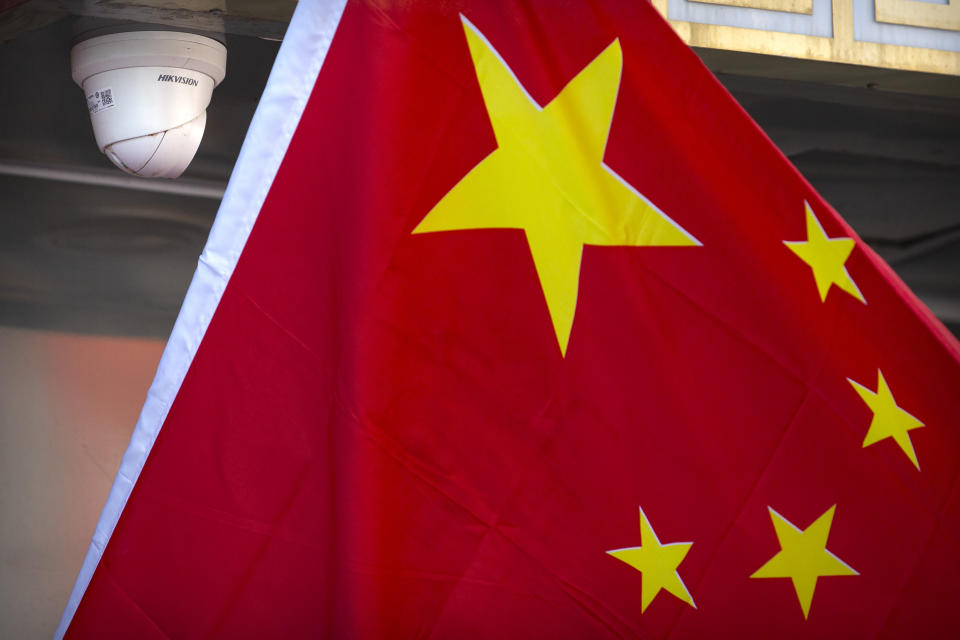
[71,31,226,179]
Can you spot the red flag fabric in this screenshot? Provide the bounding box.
[59,0,960,638]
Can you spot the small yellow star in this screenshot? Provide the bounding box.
[751,505,857,619]
[784,202,865,304]
[414,16,698,356]
[607,507,696,613]
[848,370,925,470]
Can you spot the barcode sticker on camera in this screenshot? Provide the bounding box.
[87,87,115,114]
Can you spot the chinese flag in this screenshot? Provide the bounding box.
[60,0,960,638]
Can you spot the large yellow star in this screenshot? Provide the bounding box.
[414,17,699,356]
[784,202,865,304]
[751,505,857,619]
[607,507,696,613]
[848,370,925,470]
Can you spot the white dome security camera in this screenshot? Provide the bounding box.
[71,31,227,179]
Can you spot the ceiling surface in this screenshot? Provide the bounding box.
[0,8,958,340]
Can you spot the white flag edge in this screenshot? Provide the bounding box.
[54,0,349,636]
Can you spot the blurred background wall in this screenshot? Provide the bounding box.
[0,327,162,637]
